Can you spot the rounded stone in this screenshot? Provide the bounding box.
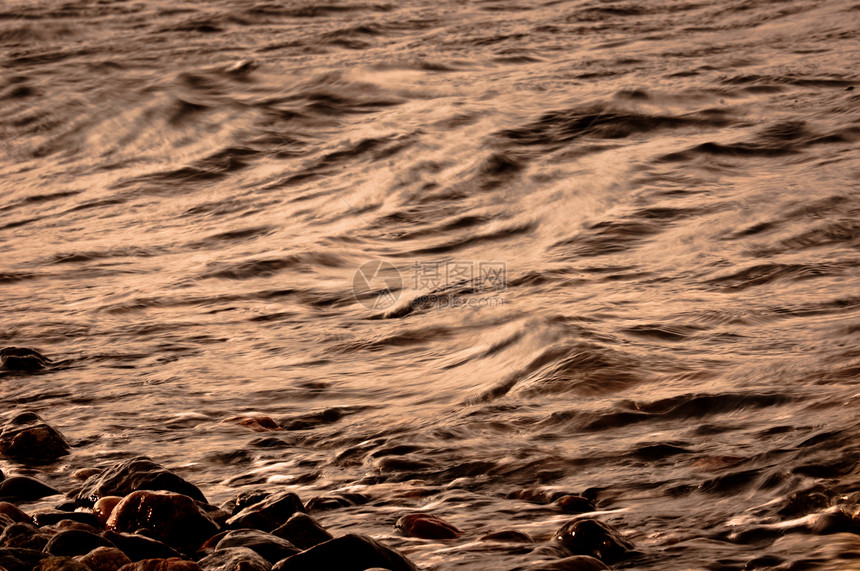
[395,513,462,539]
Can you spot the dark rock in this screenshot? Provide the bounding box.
[554,495,596,514]
[0,547,50,571]
[0,412,69,463]
[94,496,124,527]
[76,457,207,507]
[34,510,101,528]
[0,347,50,372]
[230,491,271,515]
[226,491,304,533]
[271,534,417,571]
[777,490,829,517]
[116,558,202,571]
[45,529,115,557]
[223,415,280,432]
[272,513,332,550]
[809,509,860,534]
[0,522,49,550]
[107,491,218,551]
[479,530,534,543]
[0,502,31,523]
[72,468,103,482]
[197,547,270,571]
[215,529,297,564]
[103,531,182,562]
[195,503,230,529]
[0,476,61,502]
[36,556,92,571]
[75,546,132,571]
[303,493,368,512]
[553,518,634,564]
[532,555,610,570]
[395,513,462,539]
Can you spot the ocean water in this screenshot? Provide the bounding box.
[2,0,860,568]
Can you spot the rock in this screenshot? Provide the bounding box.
[271,534,417,571]
[76,546,132,571]
[76,458,207,507]
[34,510,101,528]
[0,347,50,372]
[214,529,298,564]
[225,491,305,532]
[223,416,280,432]
[36,556,92,571]
[0,412,69,462]
[0,476,61,502]
[107,491,218,551]
[72,469,103,482]
[532,555,610,570]
[554,495,596,514]
[272,513,332,550]
[395,513,462,539]
[809,509,860,534]
[94,496,124,527]
[0,502,31,524]
[479,530,534,543]
[197,547,270,571]
[303,493,368,512]
[0,547,50,571]
[45,529,116,557]
[117,558,201,571]
[103,531,182,562]
[777,490,829,517]
[0,522,49,550]
[553,518,634,564]
[227,491,270,516]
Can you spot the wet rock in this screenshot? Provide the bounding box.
[223,415,280,432]
[116,558,201,571]
[0,522,49,550]
[103,531,182,562]
[555,495,596,514]
[72,468,103,482]
[225,491,305,533]
[76,457,207,507]
[34,510,101,528]
[0,412,69,462]
[215,529,298,564]
[395,513,462,539]
[777,490,829,516]
[809,509,860,534]
[0,547,50,571]
[479,530,534,543]
[197,547,270,571]
[0,502,31,523]
[0,347,50,372]
[94,496,124,527]
[0,476,61,502]
[75,546,132,571]
[532,555,610,570]
[37,556,92,571]
[107,491,218,551]
[553,518,634,564]
[303,493,368,512]
[46,529,116,557]
[272,513,332,550]
[271,534,418,571]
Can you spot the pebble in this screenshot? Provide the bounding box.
[395,513,462,539]
[94,496,124,527]
[75,546,132,571]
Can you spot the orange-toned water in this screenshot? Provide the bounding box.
[2,0,859,568]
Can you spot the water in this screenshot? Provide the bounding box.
[2,0,859,568]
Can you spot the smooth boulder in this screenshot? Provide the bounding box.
[0,347,50,372]
[553,518,634,564]
[271,534,418,571]
[45,529,116,557]
[395,513,462,539]
[271,513,332,550]
[215,529,298,564]
[0,412,69,462]
[226,491,305,532]
[77,457,207,507]
[107,491,218,551]
[75,546,132,571]
[117,558,201,571]
[0,476,60,502]
[197,547,270,571]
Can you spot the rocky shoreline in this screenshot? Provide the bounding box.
[0,405,631,571]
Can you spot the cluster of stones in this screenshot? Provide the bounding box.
[0,407,640,571]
